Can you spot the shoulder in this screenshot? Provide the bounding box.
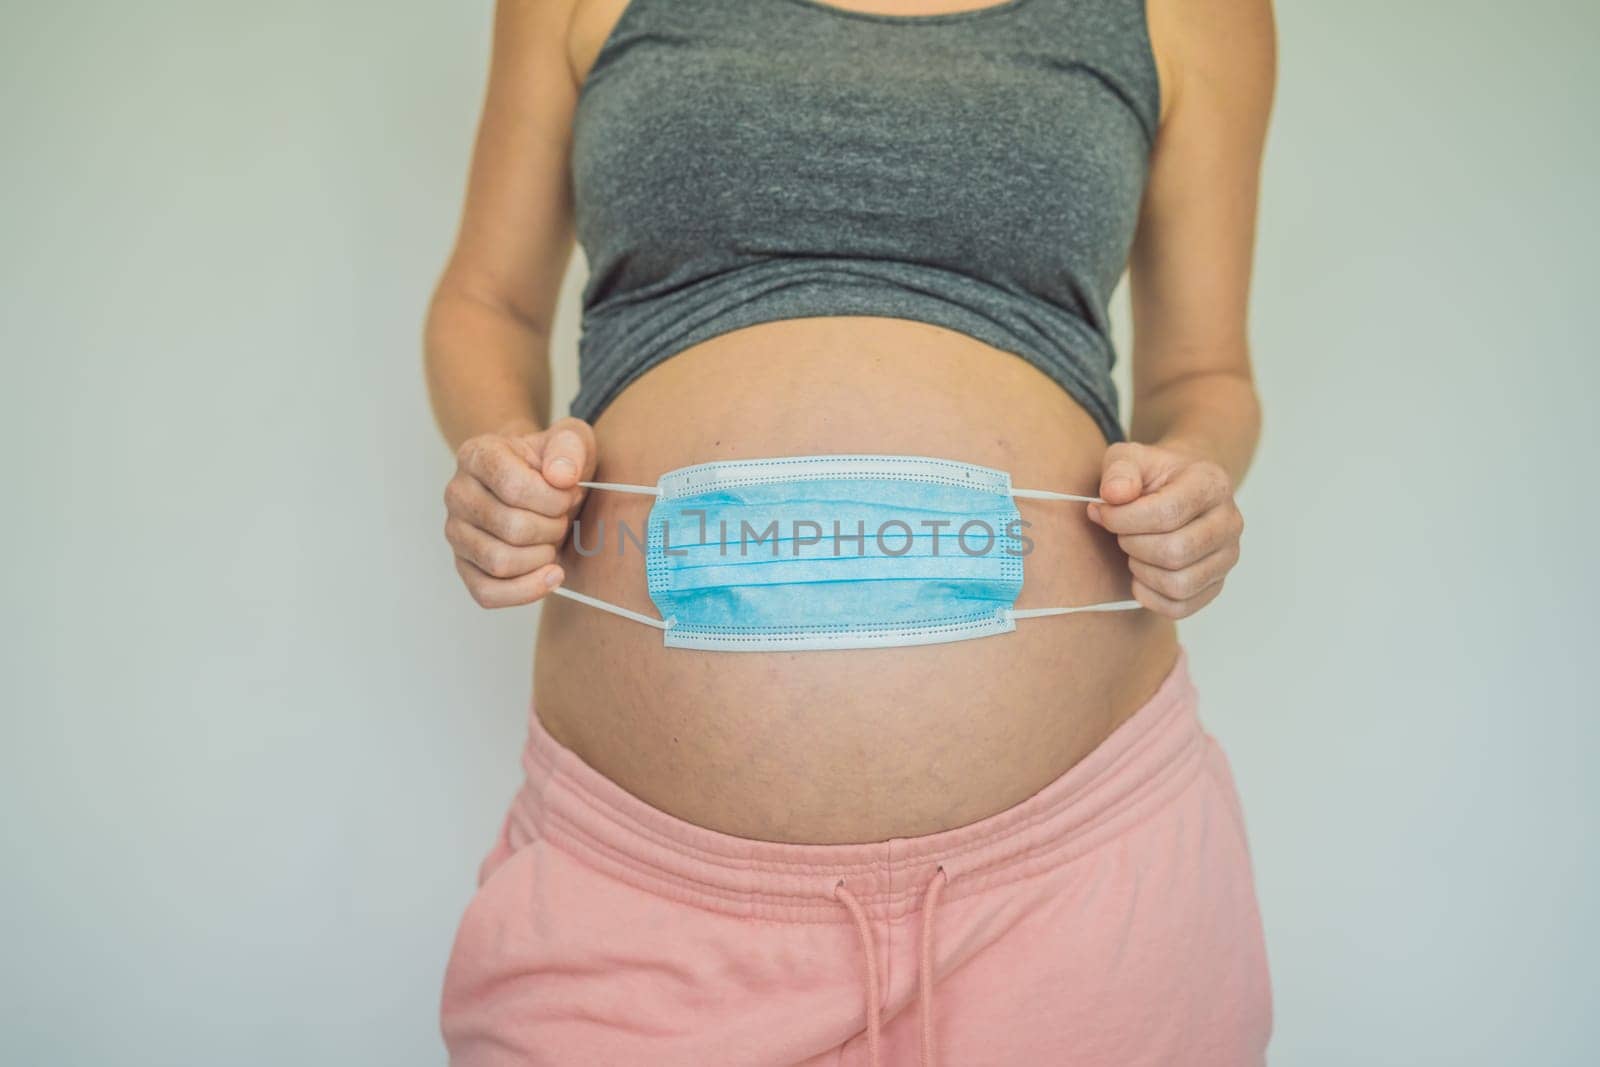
[1144,0,1276,132]
[564,0,631,94]
[481,0,590,95]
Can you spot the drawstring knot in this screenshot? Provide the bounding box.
[833,865,949,1067]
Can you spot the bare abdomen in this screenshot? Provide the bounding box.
[532,316,1179,844]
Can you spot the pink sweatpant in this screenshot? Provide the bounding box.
[440,645,1272,1066]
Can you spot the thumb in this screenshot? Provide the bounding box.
[1097,442,1147,505]
[537,417,597,489]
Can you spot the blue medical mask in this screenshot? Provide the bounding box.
[550,454,1142,651]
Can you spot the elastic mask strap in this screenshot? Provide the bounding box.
[1010,487,1105,503]
[1012,600,1143,618]
[1010,485,1138,613]
[558,481,667,628]
[587,480,1096,503]
[548,586,672,630]
[578,480,659,496]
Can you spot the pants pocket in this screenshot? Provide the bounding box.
[439,836,544,1061]
[1201,734,1274,1058]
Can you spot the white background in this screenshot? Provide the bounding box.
[5,1,1596,1063]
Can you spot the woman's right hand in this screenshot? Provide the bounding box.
[443,417,597,609]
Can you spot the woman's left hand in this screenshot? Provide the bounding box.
[1085,441,1245,620]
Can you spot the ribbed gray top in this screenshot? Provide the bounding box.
[568,0,1161,444]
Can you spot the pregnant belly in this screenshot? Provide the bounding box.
[532,316,1179,844]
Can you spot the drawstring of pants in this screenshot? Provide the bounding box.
[832,865,949,1067]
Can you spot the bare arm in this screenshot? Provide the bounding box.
[1125,0,1276,486]
[424,0,583,448]
[1087,0,1276,619]
[426,0,599,609]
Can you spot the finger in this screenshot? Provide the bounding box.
[1098,442,1148,505]
[444,475,569,547]
[503,434,545,471]
[536,417,598,490]
[461,436,574,517]
[1130,573,1226,620]
[1126,539,1238,603]
[455,558,565,610]
[1094,462,1230,535]
[444,516,559,579]
[1115,503,1243,569]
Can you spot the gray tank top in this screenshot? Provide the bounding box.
[569,0,1161,444]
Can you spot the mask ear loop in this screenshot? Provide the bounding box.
[548,585,672,629]
[1011,601,1142,617]
[544,480,673,629]
[1009,486,1104,503]
[578,480,660,496]
[589,482,1092,502]
[1008,485,1144,616]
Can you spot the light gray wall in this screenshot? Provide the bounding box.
[4,1,1595,1063]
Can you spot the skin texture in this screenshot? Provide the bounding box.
[425,0,1275,843]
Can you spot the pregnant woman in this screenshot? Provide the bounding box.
[426,0,1275,1063]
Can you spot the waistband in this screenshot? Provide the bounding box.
[509,644,1205,923]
